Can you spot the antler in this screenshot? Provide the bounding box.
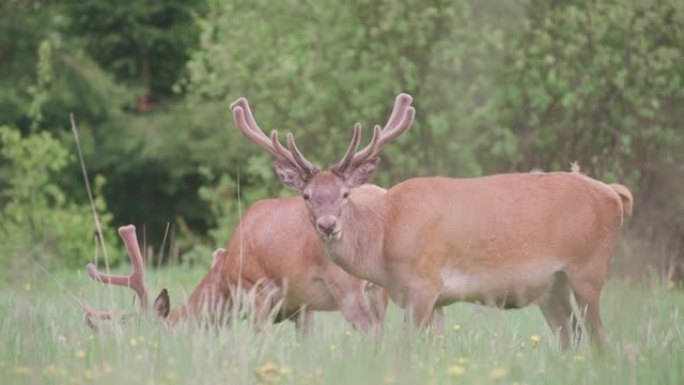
[81,225,148,323]
[81,229,228,325]
[332,93,416,174]
[231,98,319,176]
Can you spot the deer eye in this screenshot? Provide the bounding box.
[342,191,350,199]
[302,193,310,201]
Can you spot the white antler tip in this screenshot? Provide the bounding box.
[85,263,99,279]
[397,93,413,103]
[118,225,136,235]
[229,97,246,110]
[232,105,244,115]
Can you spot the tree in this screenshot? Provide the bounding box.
[65,0,205,110]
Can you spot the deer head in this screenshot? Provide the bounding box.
[231,94,415,240]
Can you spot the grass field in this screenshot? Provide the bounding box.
[1,265,683,385]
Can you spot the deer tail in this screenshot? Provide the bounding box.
[610,183,633,216]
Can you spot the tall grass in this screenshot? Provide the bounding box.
[1,266,682,385]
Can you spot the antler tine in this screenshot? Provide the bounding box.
[231,98,303,168]
[375,106,415,149]
[341,93,415,170]
[332,122,363,173]
[383,93,413,134]
[232,104,279,159]
[86,225,148,308]
[286,132,319,175]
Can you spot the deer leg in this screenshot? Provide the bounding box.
[403,280,441,331]
[365,282,389,326]
[539,272,580,351]
[327,278,378,336]
[252,281,283,331]
[566,264,607,349]
[292,307,315,337]
[429,307,445,335]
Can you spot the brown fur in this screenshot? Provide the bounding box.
[163,188,389,335]
[232,93,631,347]
[320,171,632,349]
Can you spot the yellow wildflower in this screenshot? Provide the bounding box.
[489,368,508,380]
[447,365,465,376]
[530,335,542,347]
[84,369,96,380]
[166,371,177,382]
[668,280,676,290]
[279,367,292,376]
[573,354,585,361]
[24,282,31,292]
[75,350,86,358]
[452,324,461,332]
[255,361,281,384]
[14,366,32,375]
[43,364,58,375]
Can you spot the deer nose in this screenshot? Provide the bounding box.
[316,216,338,235]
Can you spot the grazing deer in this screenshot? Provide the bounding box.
[231,93,633,349]
[83,202,388,335]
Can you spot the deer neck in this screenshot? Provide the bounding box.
[323,189,388,286]
[167,264,231,324]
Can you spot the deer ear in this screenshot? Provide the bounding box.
[154,289,170,319]
[345,157,380,188]
[274,161,308,190]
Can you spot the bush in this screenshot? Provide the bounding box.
[184,0,683,277]
[0,126,119,282]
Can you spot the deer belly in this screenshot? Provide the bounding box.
[437,263,560,308]
[282,280,338,312]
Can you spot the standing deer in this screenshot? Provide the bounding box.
[83,194,389,335]
[231,93,633,349]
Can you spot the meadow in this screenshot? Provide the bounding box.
[1,265,682,385]
[2,1,683,384]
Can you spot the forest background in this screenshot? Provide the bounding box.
[1,0,682,285]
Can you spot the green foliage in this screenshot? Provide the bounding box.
[64,0,205,97]
[184,0,495,185]
[0,0,682,269]
[183,165,275,262]
[1,0,207,251]
[27,40,53,132]
[492,0,684,182]
[183,0,683,264]
[0,126,119,281]
[1,1,133,131]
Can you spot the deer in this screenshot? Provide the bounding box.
[231,93,634,350]
[82,197,389,336]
